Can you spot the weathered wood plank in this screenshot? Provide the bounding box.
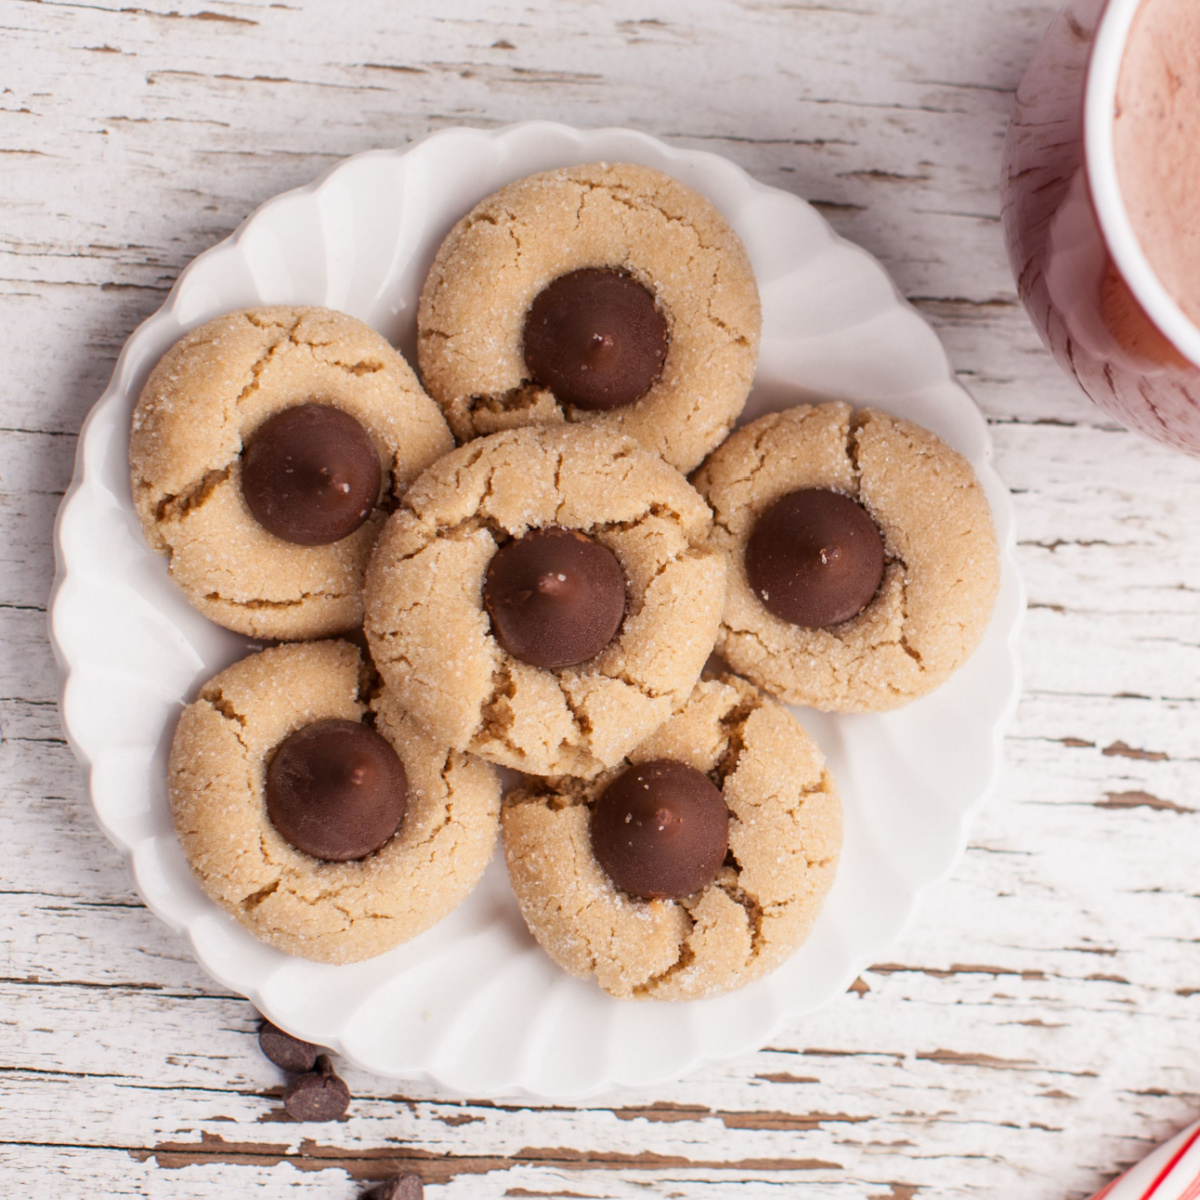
[3,0,1200,1196]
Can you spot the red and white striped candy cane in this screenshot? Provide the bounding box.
[1091,1118,1200,1200]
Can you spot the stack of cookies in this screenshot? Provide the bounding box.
[134,163,1000,1001]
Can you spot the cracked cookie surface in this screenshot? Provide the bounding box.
[363,423,727,778]
[416,162,761,473]
[130,306,454,640]
[693,402,1000,711]
[502,673,842,1000]
[168,640,501,964]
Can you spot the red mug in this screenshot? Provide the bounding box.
[1001,0,1200,455]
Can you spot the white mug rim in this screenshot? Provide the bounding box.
[1085,0,1200,368]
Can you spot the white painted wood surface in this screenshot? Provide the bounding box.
[2,0,1198,1196]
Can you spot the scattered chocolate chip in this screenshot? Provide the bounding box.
[362,1173,424,1200]
[483,527,626,669]
[258,1018,320,1074]
[523,268,668,411]
[266,718,408,861]
[591,759,729,900]
[284,1053,351,1122]
[744,488,885,628]
[242,403,382,545]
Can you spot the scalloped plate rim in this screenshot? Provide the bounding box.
[49,121,1024,1100]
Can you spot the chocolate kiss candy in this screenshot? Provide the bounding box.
[591,760,729,900]
[242,403,382,545]
[745,488,885,628]
[523,268,668,411]
[483,527,626,669]
[266,719,407,862]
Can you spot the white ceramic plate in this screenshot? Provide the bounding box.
[50,122,1023,1100]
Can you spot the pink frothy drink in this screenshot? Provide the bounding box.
[1002,0,1200,455]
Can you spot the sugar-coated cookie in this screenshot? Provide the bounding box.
[168,640,501,964]
[131,306,454,640]
[693,402,1000,711]
[363,423,727,778]
[502,674,842,1000]
[417,163,761,473]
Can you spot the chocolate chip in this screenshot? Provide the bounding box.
[744,489,885,628]
[362,1174,424,1200]
[523,268,668,411]
[266,719,408,861]
[483,527,626,669]
[591,759,729,900]
[241,403,382,545]
[258,1019,320,1074]
[284,1054,351,1122]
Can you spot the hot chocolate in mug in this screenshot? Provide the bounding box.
[1002,0,1200,455]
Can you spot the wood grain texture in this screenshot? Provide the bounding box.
[2,0,1198,1196]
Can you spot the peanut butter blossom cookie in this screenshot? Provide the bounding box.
[693,402,1000,711]
[168,640,501,964]
[130,306,454,640]
[503,674,842,1000]
[416,162,762,473]
[363,423,727,779]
